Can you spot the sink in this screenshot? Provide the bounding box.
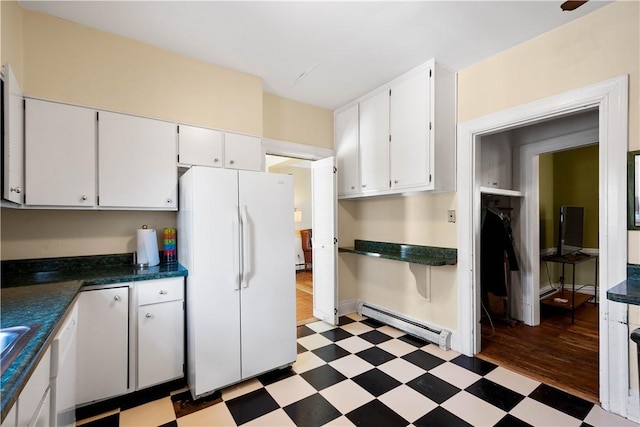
[1,325,39,375]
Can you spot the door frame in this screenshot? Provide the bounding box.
[456,76,629,415]
[263,138,337,320]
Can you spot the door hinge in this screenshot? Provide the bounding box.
[429,69,432,78]
[429,174,432,183]
[333,166,337,174]
[334,308,338,315]
[176,125,180,134]
[177,154,180,162]
[96,111,99,121]
[334,237,338,244]
[97,195,100,204]
[22,99,25,109]
[389,89,391,97]
[389,134,391,142]
[429,122,432,130]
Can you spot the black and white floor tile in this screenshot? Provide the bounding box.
[76,313,636,427]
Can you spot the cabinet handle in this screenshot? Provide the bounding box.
[159,290,168,295]
[145,313,152,318]
[394,180,399,184]
[362,184,367,188]
[350,186,355,190]
[113,295,121,302]
[167,198,173,204]
[10,187,21,194]
[214,158,219,163]
[229,160,235,165]
[81,195,87,201]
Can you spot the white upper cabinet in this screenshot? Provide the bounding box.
[335,59,456,199]
[2,64,24,204]
[223,132,262,171]
[25,99,97,207]
[359,89,390,193]
[98,111,177,209]
[178,125,223,168]
[389,67,431,190]
[335,103,359,197]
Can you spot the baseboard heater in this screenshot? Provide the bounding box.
[358,302,451,350]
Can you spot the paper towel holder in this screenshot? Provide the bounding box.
[134,224,159,269]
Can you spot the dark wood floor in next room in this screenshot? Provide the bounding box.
[478,302,599,403]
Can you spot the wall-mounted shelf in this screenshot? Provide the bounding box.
[480,186,523,197]
[338,240,457,266]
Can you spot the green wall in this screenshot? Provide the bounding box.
[539,145,599,249]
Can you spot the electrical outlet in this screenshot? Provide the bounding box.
[447,210,456,223]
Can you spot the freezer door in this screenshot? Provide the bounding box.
[238,171,296,379]
[182,166,242,398]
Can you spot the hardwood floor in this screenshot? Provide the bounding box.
[296,271,315,324]
[478,302,599,403]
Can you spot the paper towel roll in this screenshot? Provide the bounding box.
[136,227,160,267]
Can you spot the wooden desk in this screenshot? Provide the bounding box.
[541,253,598,323]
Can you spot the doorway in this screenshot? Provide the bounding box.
[457,76,628,414]
[478,135,600,401]
[266,154,316,324]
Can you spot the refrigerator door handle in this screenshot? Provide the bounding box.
[233,207,241,290]
[240,205,250,288]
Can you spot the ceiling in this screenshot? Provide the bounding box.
[19,1,610,111]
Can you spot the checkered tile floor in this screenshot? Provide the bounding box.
[76,313,636,427]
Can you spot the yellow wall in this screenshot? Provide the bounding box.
[21,9,262,135]
[341,1,639,332]
[0,4,332,260]
[263,93,333,149]
[539,153,555,249]
[1,1,23,82]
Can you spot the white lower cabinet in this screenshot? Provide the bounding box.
[75,278,185,406]
[76,287,129,406]
[136,278,184,389]
[17,348,51,427]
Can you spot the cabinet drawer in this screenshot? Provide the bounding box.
[137,278,184,305]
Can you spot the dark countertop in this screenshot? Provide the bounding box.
[0,253,188,422]
[606,264,640,305]
[339,240,457,266]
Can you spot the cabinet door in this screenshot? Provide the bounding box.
[2,64,24,204]
[76,287,129,405]
[25,99,96,206]
[223,133,262,171]
[98,111,177,209]
[359,90,390,193]
[16,348,50,427]
[178,125,223,168]
[389,68,431,189]
[137,300,184,389]
[335,104,359,196]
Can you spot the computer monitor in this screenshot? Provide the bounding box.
[558,205,584,256]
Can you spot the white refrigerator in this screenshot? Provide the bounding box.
[178,166,297,399]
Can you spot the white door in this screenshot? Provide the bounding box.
[335,104,359,196]
[178,124,223,168]
[98,111,177,209]
[389,68,431,189]
[137,300,184,389]
[239,171,296,378]
[25,99,96,206]
[312,157,338,324]
[187,166,241,396]
[2,64,24,204]
[224,133,263,171]
[76,287,129,405]
[359,88,390,193]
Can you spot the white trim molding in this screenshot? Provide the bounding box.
[456,76,629,417]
